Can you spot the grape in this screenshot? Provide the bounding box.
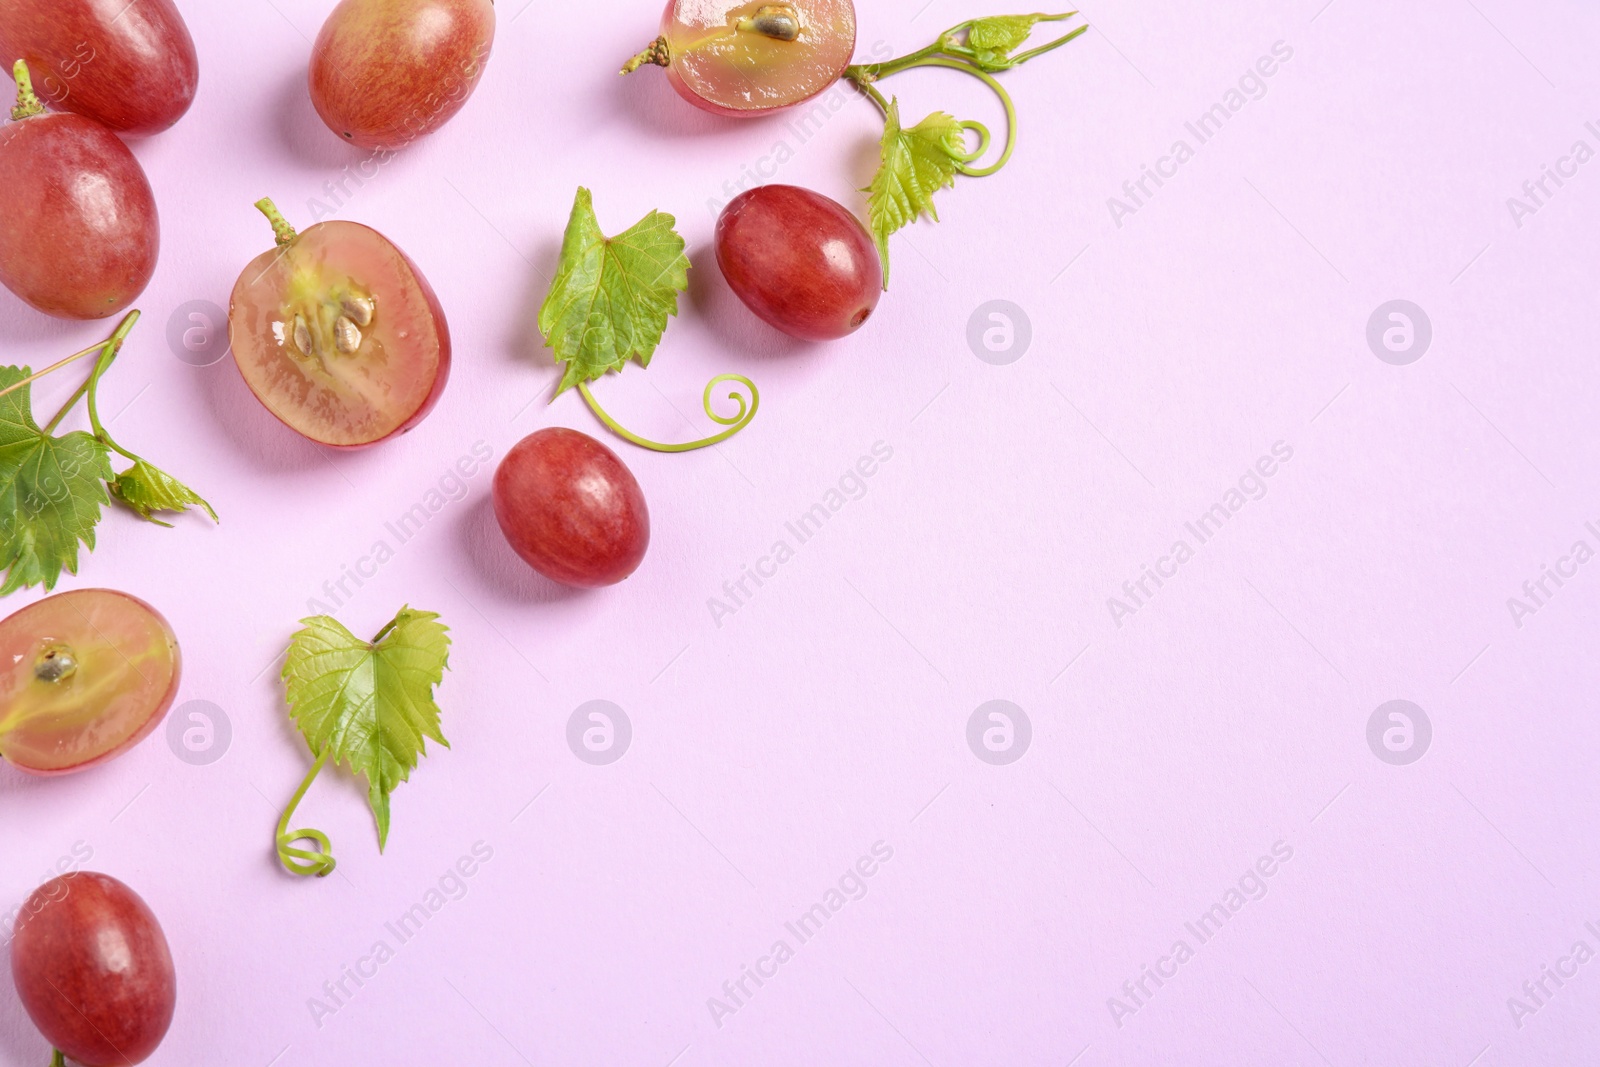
[310,0,496,150]
[0,589,181,775]
[0,0,198,135]
[715,184,881,341]
[650,0,856,116]
[493,428,650,588]
[10,872,176,1066]
[0,71,159,320]
[228,200,451,448]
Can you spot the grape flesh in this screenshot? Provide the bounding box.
[10,872,176,1066]
[0,0,199,135]
[0,589,181,775]
[0,110,158,319]
[229,218,451,448]
[660,0,856,116]
[310,0,496,150]
[493,428,650,588]
[715,185,881,341]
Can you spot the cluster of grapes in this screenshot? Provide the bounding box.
[0,0,1084,1061]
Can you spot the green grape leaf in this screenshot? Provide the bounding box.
[538,186,690,396]
[0,366,113,595]
[110,459,217,527]
[865,99,968,287]
[965,12,1072,70]
[282,608,451,851]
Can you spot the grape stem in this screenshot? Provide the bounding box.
[49,1050,66,1067]
[576,375,760,452]
[10,60,43,121]
[255,197,299,247]
[621,35,671,74]
[276,747,338,878]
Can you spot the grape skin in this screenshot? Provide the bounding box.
[493,429,651,588]
[0,0,199,135]
[310,0,496,150]
[0,111,158,319]
[715,185,882,341]
[10,873,176,1066]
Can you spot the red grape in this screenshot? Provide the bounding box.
[310,0,496,150]
[0,66,159,319]
[10,872,176,1066]
[493,428,650,588]
[228,200,451,448]
[0,589,181,775]
[641,0,856,116]
[0,0,199,135]
[715,184,881,341]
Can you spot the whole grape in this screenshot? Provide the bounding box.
[10,872,176,1066]
[493,428,651,588]
[0,63,158,319]
[716,185,881,341]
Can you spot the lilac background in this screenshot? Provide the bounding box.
[3,0,1600,1063]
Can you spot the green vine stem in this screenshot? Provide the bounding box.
[10,59,42,121]
[1006,18,1088,66]
[49,1050,65,1067]
[577,374,759,453]
[843,13,1087,178]
[39,310,140,434]
[0,341,117,407]
[276,748,337,877]
[850,76,891,114]
[931,60,1015,177]
[82,313,154,463]
[853,14,1085,81]
[846,59,1020,176]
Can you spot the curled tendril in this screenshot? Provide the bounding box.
[576,374,760,452]
[275,749,337,877]
[916,59,1020,178]
[952,120,993,167]
[844,16,1089,181]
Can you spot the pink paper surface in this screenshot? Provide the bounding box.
[2,0,1598,1063]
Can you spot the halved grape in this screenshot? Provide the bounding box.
[0,0,199,135]
[493,428,650,588]
[11,872,176,1066]
[0,589,180,776]
[716,184,881,340]
[310,0,496,150]
[228,202,451,449]
[653,0,856,116]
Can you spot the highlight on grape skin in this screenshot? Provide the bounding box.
[309,0,496,150]
[0,589,181,775]
[0,59,160,319]
[0,0,199,135]
[493,428,652,588]
[623,0,857,116]
[10,871,177,1066]
[716,184,882,341]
